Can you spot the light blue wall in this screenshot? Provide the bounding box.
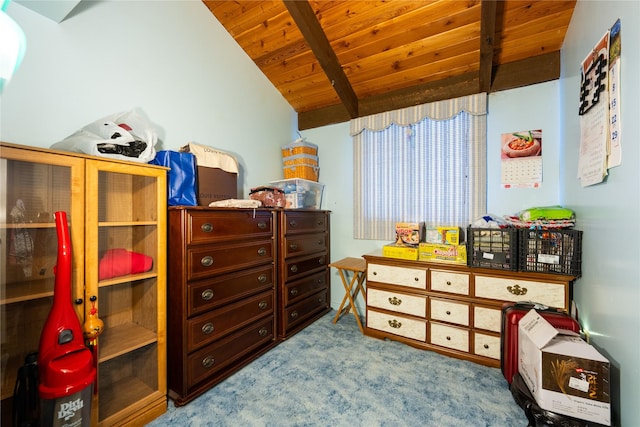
[1,0,295,196]
[559,2,640,425]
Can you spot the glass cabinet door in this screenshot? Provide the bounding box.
[0,146,85,426]
[84,159,167,426]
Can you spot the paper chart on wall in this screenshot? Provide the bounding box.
[577,31,609,187]
[607,19,622,168]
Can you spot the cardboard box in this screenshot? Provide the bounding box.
[382,243,419,260]
[395,222,424,247]
[197,166,237,206]
[418,243,466,264]
[425,226,464,245]
[518,310,610,425]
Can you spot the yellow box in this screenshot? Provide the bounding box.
[425,226,463,245]
[383,243,419,260]
[418,243,467,264]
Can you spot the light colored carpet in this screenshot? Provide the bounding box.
[148,311,527,426]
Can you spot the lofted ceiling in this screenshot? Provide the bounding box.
[204,0,576,130]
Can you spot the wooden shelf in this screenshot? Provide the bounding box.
[99,323,158,363]
[0,279,53,304]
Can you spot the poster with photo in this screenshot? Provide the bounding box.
[501,129,543,189]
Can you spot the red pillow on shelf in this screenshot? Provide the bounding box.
[98,248,153,280]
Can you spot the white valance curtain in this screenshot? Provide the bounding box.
[351,93,487,240]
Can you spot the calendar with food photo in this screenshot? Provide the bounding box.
[501,129,543,189]
[501,129,542,159]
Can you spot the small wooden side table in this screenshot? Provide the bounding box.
[329,257,366,333]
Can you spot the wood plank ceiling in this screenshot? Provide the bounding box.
[204,1,576,130]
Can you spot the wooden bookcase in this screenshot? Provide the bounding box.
[0,142,167,426]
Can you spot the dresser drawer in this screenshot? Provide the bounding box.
[473,305,501,333]
[474,275,567,309]
[188,266,273,317]
[282,211,327,234]
[367,263,427,290]
[430,323,469,352]
[473,332,500,360]
[367,288,427,317]
[282,290,329,332]
[187,210,273,245]
[187,315,274,388]
[430,270,470,295]
[187,290,273,352]
[188,240,273,281]
[283,270,328,306]
[283,252,328,282]
[283,233,327,258]
[367,309,427,341]
[429,298,469,326]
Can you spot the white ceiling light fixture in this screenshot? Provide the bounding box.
[0,0,26,94]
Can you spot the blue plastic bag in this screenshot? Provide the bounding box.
[149,150,198,206]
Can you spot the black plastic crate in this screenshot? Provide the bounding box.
[518,229,583,277]
[467,227,519,271]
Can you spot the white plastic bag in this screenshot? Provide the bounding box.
[51,109,157,163]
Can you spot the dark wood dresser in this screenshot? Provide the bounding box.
[167,207,278,405]
[277,210,331,339]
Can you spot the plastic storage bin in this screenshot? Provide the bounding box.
[270,178,324,209]
[518,228,582,277]
[467,227,519,271]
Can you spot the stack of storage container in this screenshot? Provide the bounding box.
[281,138,319,182]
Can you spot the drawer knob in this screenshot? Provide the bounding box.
[317,220,324,226]
[258,221,267,229]
[484,344,489,349]
[201,322,214,335]
[446,280,452,286]
[201,356,215,369]
[507,284,528,296]
[414,277,419,282]
[446,336,451,341]
[317,278,324,285]
[290,264,298,273]
[258,247,267,256]
[258,274,267,283]
[259,300,268,310]
[258,327,268,337]
[388,297,402,306]
[289,220,297,227]
[290,310,299,319]
[201,223,213,233]
[373,271,378,275]
[318,256,325,264]
[290,288,299,296]
[446,310,451,315]
[201,256,214,267]
[388,319,402,329]
[317,239,323,245]
[201,289,214,301]
[289,243,298,250]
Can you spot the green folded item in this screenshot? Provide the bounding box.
[519,206,575,221]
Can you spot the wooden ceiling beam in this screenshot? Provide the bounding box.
[284,0,359,119]
[479,0,497,93]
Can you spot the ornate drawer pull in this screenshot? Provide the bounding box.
[201,256,214,267]
[388,319,402,329]
[290,310,299,319]
[258,221,267,229]
[290,288,298,296]
[258,274,267,283]
[289,220,297,227]
[201,289,214,301]
[202,356,215,369]
[290,264,298,273]
[201,322,214,335]
[484,344,489,349]
[258,327,268,337]
[507,284,528,296]
[289,243,298,250]
[388,297,402,306]
[259,301,268,310]
[201,223,213,233]
[258,247,267,256]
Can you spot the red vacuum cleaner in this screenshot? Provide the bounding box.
[38,211,95,427]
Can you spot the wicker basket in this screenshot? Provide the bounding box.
[283,164,319,181]
[282,153,319,167]
[281,139,318,157]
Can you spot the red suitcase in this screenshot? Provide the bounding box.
[501,301,581,385]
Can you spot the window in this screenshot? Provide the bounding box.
[351,94,487,240]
